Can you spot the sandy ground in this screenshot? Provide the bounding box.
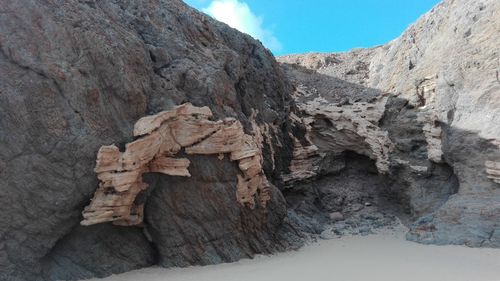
[88,228,500,281]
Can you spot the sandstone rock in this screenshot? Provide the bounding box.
[281,84,394,182]
[281,134,322,185]
[1,0,499,280]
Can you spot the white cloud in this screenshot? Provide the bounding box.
[202,0,282,53]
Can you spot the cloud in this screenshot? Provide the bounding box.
[202,0,282,53]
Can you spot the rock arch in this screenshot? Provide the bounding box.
[81,103,271,226]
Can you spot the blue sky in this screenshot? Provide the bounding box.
[184,0,441,55]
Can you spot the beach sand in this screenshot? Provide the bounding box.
[88,228,500,281]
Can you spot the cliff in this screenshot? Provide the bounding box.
[0,0,498,280]
[278,0,499,247]
[0,1,298,280]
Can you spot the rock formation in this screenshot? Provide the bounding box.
[280,91,394,190]
[0,1,296,280]
[279,0,500,248]
[0,0,498,280]
[486,160,500,184]
[82,103,271,226]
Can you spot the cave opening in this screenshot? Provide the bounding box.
[282,149,460,237]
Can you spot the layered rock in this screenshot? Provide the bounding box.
[82,103,271,226]
[280,80,394,186]
[0,0,499,280]
[0,0,296,280]
[296,91,393,174]
[279,0,500,247]
[421,115,444,163]
[486,160,500,184]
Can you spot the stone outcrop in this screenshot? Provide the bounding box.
[0,1,297,280]
[297,90,393,174]
[0,0,499,280]
[421,115,444,163]
[82,103,271,226]
[279,0,500,247]
[280,82,394,185]
[281,136,321,185]
[485,161,500,184]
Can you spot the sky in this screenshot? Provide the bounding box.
[184,0,441,55]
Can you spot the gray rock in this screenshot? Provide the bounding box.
[329,212,344,221]
[0,0,296,280]
[351,203,365,212]
[332,222,348,231]
[320,228,338,240]
[278,0,500,248]
[359,226,372,236]
[1,0,499,280]
[145,155,289,267]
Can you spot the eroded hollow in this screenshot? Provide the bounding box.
[283,150,459,237]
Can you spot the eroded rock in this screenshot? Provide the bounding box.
[82,103,272,226]
[278,0,500,248]
[280,91,394,190]
[485,160,500,184]
[421,115,444,163]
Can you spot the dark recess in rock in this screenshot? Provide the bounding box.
[1,0,499,280]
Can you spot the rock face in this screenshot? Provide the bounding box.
[0,0,498,280]
[0,1,297,280]
[82,103,271,226]
[279,0,499,247]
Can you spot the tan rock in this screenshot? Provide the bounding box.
[82,103,272,226]
[133,103,212,137]
[169,117,222,147]
[485,161,500,184]
[185,119,244,154]
[422,116,444,163]
[149,156,191,177]
[94,145,122,173]
[282,136,321,184]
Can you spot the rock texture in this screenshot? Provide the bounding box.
[0,0,498,280]
[82,103,271,226]
[0,0,297,280]
[279,0,500,247]
[486,160,500,184]
[294,90,394,174]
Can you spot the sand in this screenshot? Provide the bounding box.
[88,228,500,281]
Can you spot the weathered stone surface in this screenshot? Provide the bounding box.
[485,160,500,184]
[82,103,272,226]
[1,0,499,279]
[421,114,444,163]
[40,225,156,281]
[279,0,500,247]
[294,90,394,174]
[144,154,291,268]
[0,0,296,280]
[281,135,321,185]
